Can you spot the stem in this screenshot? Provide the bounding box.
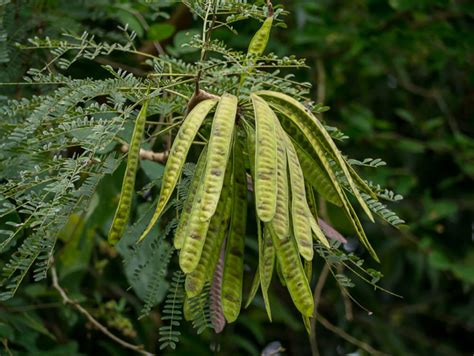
[50,264,154,356]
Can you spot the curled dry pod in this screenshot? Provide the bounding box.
[283,127,314,261]
[251,94,277,222]
[259,224,275,320]
[174,146,208,249]
[222,140,247,323]
[255,91,374,223]
[185,155,233,298]
[139,99,218,242]
[199,93,237,222]
[270,227,314,317]
[108,98,149,245]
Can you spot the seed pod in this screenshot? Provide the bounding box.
[251,94,277,222]
[245,270,260,308]
[108,99,149,245]
[174,146,208,249]
[255,91,374,223]
[247,15,273,58]
[306,183,330,248]
[139,99,218,242]
[185,156,233,297]
[270,228,314,317]
[222,140,247,323]
[260,224,275,321]
[199,93,237,222]
[262,98,379,261]
[283,128,314,261]
[294,141,340,207]
[271,115,290,239]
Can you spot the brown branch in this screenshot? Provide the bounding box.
[310,263,330,356]
[121,144,168,163]
[316,313,389,356]
[50,265,154,356]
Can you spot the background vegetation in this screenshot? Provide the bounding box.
[0,0,473,355]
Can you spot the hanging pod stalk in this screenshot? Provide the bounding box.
[221,140,247,323]
[139,99,218,242]
[251,94,278,222]
[108,98,149,245]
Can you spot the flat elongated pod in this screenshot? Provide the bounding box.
[139,99,218,242]
[247,15,273,58]
[283,128,314,261]
[259,224,275,320]
[294,140,341,207]
[266,100,379,261]
[245,269,260,308]
[255,91,374,223]
[199,93,237,222]
[222,141,247,323]
[306,184,330,248]
[270,228,314,317]
[109,99,149,245]
[174,146,208,249]
[251,94,277,222]
[245,124,256,178]
[347,163,378,200]
[271,116,290,239]
[185,157,233,297]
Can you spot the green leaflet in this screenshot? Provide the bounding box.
[221,140,247,323]
[174,146,208,249]
[108,99,149,245]
[199,93,237,222]
[270,227,314,317]
[251,94,277,222]
[255,91,374,223]
[140,99,218,242]
[260,224,275,321]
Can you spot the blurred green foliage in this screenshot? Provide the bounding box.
[0,0,473,355]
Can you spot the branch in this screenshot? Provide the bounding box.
[121,144,168,163]
[50,265,154,356]
[315,312,389,356]
[310,263,330,356]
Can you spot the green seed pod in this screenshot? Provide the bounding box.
[199,93,237,222]
[261,98,379,262]
[275,258,286,287]
[255,91,374,223]
[283,128,314,261]
[222,140,247,323]
[108,99,149,245]
[270,228,314,317]
[306,183,330,248]
[245,270,260,308]
[139,99,218,242]
[294,140,341,207]
[174,146,208,249]
[271,115,290,239]
[260,224,275,321]
[247,16,273,58]
[185,156,233,298]
[251,94,277,222]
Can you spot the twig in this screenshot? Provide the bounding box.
[50,265,154,356]
[336,264,354,321]
[310,263,330,356]
[121,144,168,163]
[315,312,388,356]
